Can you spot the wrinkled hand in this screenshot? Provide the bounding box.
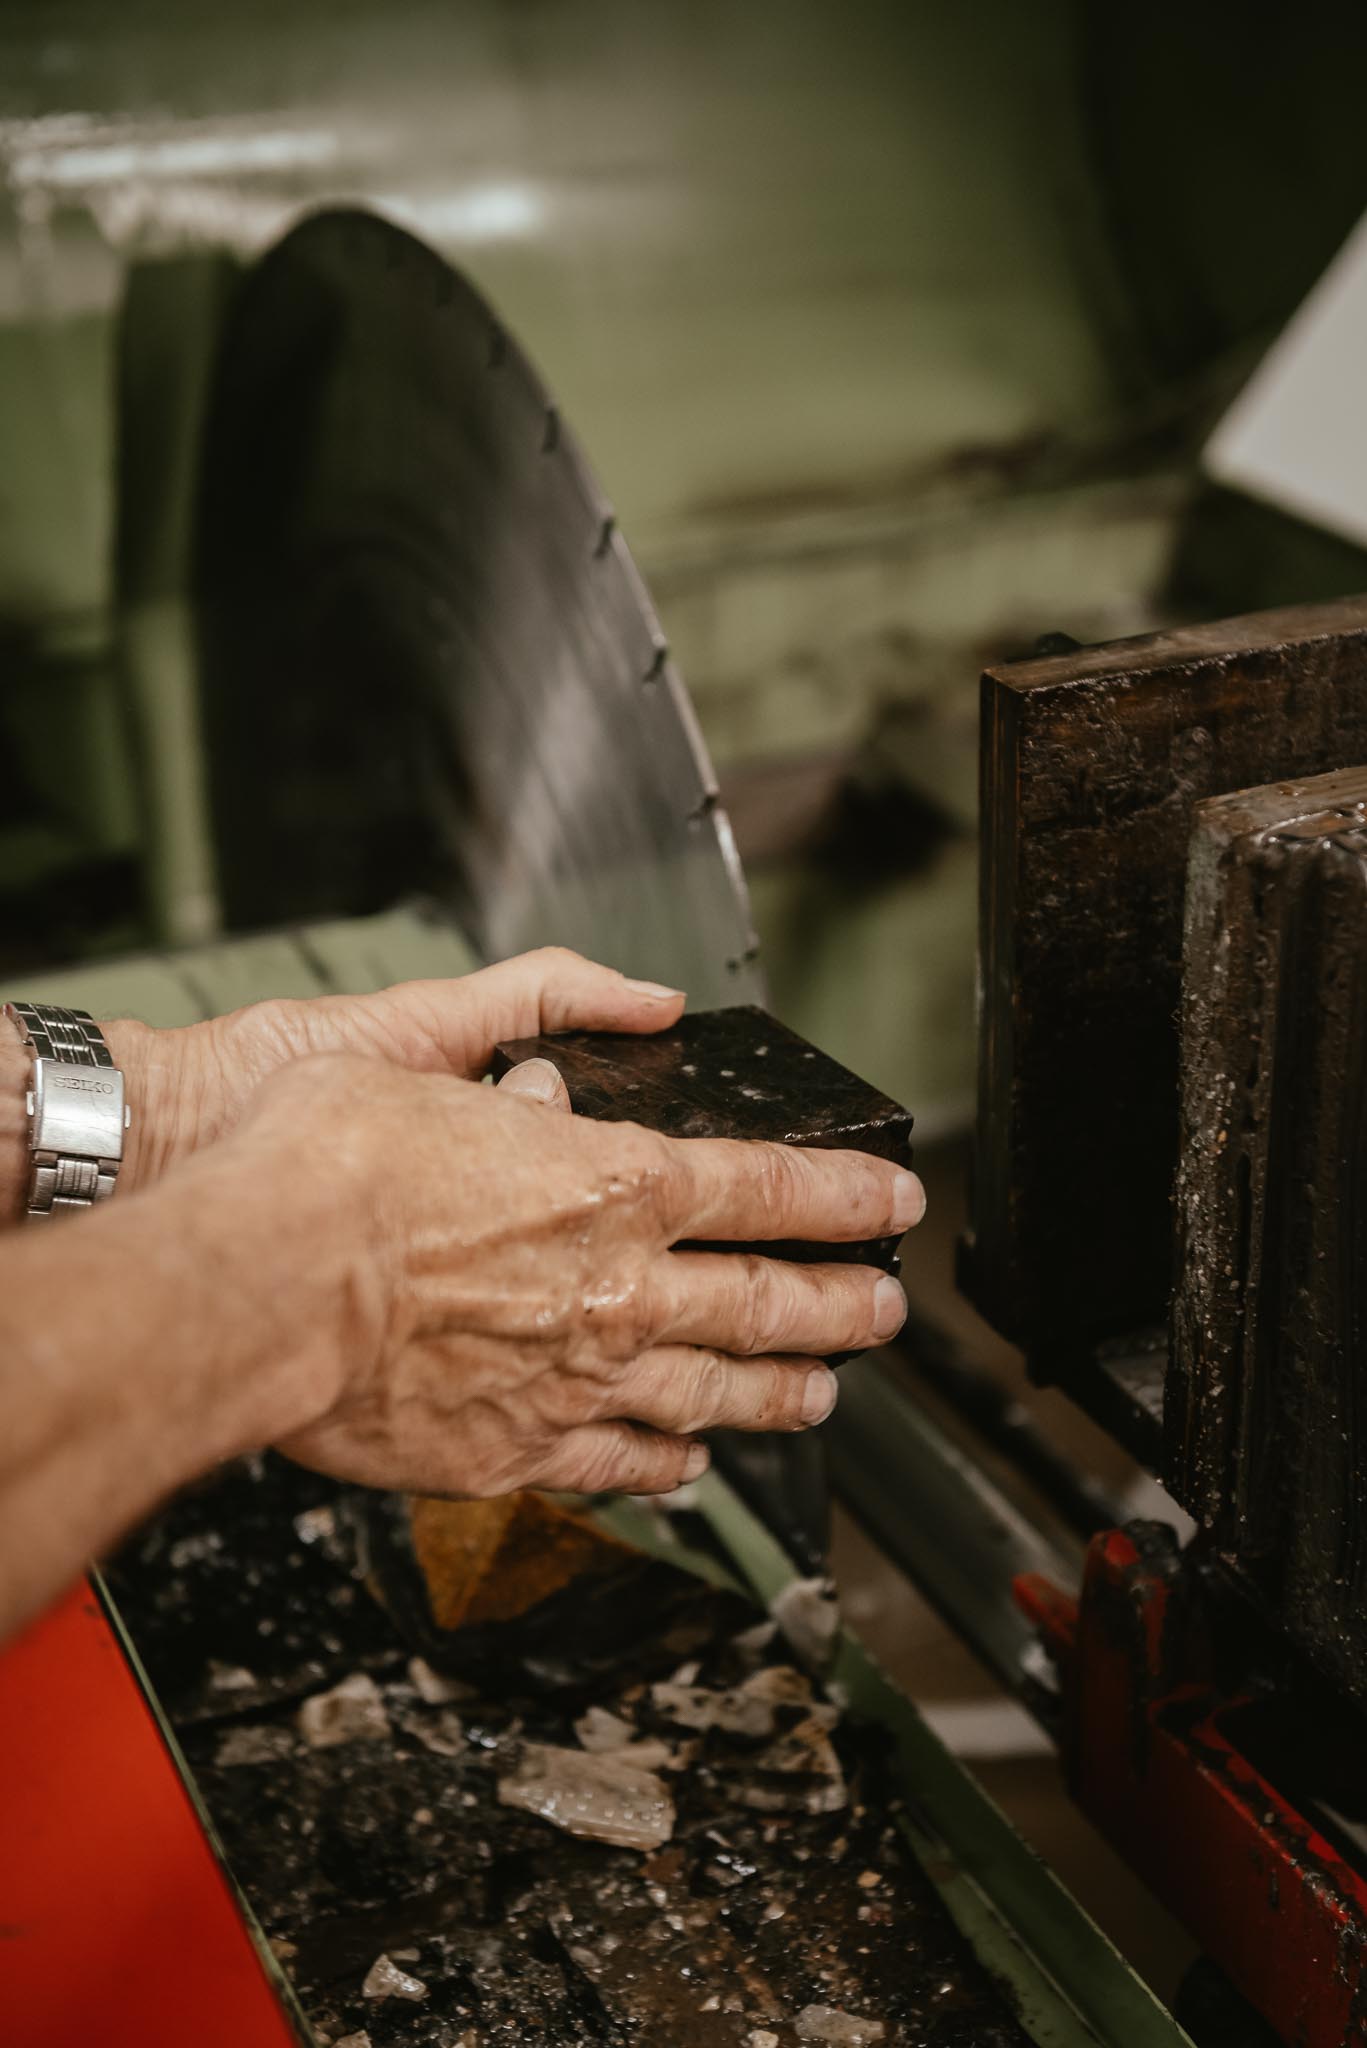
[237,1053,921,1500]
[106,948,687,1191]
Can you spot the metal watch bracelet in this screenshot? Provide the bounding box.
[3,1001,129,1220]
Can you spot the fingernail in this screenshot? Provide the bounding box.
[802,1366,839,1426]
[624,977,685,1001]
[891,1170,926,1231]
[873,1273,908,1341]
[683,1441,710,1479]
[505,1057,564,1102]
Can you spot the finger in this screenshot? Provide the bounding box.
[663,1135,924,1244]
[650,1250,907,1356]
[603,1346,838,1435]
[496,1056,572,1112]
[532,1421,709,1496]
[362,947,686,1078]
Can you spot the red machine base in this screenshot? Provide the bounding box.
[0,1578,302,2047]
[1018,1528,1367,2048]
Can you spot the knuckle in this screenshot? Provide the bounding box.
[767,1360,811,1429]
[735,1254,790,1352]
[840,1269,883,1346]
[602,1128,675,1232]
[580,1261,655,1359]
[750,1143,800,1230]
[679,1349,725,1431]
[629,1440,690,1496]
[578,1430,637,1495]
[534,944,583,975]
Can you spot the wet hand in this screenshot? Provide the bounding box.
[238,1054,922,1499]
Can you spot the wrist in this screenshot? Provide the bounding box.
[0,1011,189,1222]
[101,1017,185,1192]
[177,1098,385,1443]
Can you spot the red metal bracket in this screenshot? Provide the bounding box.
[1016,1532,1367,2048]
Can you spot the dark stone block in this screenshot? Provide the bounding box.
[493,1003,913,1278]
[1167,764,1367,1706]
[967,596,1367,1361]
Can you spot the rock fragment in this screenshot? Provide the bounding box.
[406,1707,466,1757]
[407,1656,471,1705]
[361,1953,428,2002]
[729,1713,847,1815]
[214,1724,295,1767]
[795,2005,886,2044]
[297,1671,390,1750]
[574,1704,639,1750]
[651,1676,776,1738]
[207,1659,257,1693]
[498,1741,675,1850]
[770,1575,840,1671]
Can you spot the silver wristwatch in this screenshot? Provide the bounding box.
[4,1000,129,1220]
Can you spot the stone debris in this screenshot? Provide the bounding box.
[405,1707,467,1758]
[407,1656,471,1706]
[119,1440,1037,2048]
[168,1530,222,1569]
[361,1953,428,2002]
[297,1672,390,1750]
[572,1712,678,1772]
[770,1575,840,1672]
[617,1736,677,1771]
[575,1704,637,1751]
[214,1724,295,1768]
[333,2035,373,2048]
[207,1659,257,1692]
[293,1505,337,1546]
[498,1741,676,1850]
[655,1654,811,1736]
[740,1664,815,1708]
[748,2031,781,2048]
[652,1679,773,1738]
[729,1713,847,1816]
[795,2005,887,2044]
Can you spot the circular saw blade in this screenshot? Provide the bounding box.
[194,207,759,1009]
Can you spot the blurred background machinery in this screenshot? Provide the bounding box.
[4,0,1367,1129]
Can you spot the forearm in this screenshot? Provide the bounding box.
[0,1135,356,1643]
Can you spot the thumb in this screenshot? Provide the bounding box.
[496,1056,572,1113]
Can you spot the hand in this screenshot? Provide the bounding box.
[237,1053,922,1499]
[103,948,687,1193]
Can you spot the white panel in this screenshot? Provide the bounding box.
[1206,209,1367,548]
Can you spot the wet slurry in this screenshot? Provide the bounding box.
[108,1457,1030,2047]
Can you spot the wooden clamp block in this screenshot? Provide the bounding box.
[1167,765,1367,1705]
[969,597,1367,1364]
[492,1003,913,1281]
